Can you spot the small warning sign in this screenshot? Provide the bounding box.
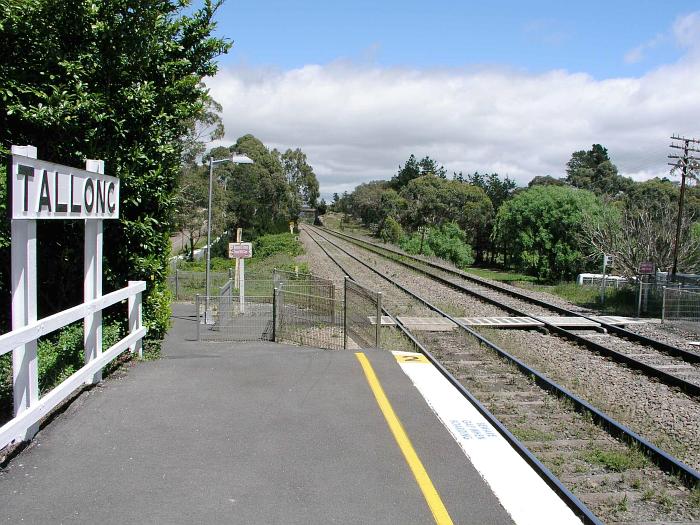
[395,353,429,364]
[228,242,252,259]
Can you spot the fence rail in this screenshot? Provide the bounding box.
[662,287,700,333]
[344,277,382,349]
[0,281,146,450]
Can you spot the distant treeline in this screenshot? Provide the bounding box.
[331,146,700,281]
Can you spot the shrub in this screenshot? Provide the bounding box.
[253,233,303,259]
[400,222,474,268]
[380,216,404,243]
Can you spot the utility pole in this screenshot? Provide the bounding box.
[668,135,700,280]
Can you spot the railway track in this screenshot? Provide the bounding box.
[318,227,700,398]
[301,225,700,525]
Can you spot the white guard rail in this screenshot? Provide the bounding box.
[0,281,147,450]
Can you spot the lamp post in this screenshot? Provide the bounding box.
[204,153,253,323]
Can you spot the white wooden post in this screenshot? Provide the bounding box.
[128,281,143,358]
[234,227,242,289]
[239,257,245,314]
[84,159,104,384]
[11,145,39,423]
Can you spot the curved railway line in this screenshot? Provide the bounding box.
[300,224,700,525]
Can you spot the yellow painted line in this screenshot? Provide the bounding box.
[355,352,454,525]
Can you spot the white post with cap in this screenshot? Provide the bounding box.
[11,145,39,423]
[84,159,105,384]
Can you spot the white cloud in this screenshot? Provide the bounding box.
[624,33,665,64]
[208,13,700,196]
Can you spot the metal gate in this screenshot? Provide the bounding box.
[344,277,382,349]
[195,291,274,342]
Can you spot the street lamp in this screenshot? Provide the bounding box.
[204,153,254,323]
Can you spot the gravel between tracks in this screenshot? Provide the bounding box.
[309,227,700,471]
[335,229,700,352]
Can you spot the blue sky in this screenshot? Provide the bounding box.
[216,1,695,77]
[206,2,700,195]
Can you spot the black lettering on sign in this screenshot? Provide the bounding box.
[18,164,34,212]
[107,182,116,213]
[84,178,94,213]
[70,174,81,213]
[55,171,68,212]
[96,179,106,213]
[38,170,52,211]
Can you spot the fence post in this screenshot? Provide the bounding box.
[128,281,143,358]
[375,292,382,348]
[273,288,278,342]
[175,269,179,301]
[343,277,348,350]
[661,286,666,324]
[84,158,105,385]
[195,294,201,341]
[637,280,643,318]
[10,145,39,421]
[330,284,336,324]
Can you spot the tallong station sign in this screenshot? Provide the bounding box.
[10,155,120,219]
[2,146,147,449]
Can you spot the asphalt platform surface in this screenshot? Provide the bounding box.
[0,304,513,524]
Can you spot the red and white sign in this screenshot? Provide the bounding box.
[228,242,252,259]
[639,261,655,275]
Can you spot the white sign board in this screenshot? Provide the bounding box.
[10,154,120,220]
[228,242,253,259]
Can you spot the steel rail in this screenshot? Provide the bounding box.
[305,225,700,488]
[326,228,700,365]
[301,226,604,524]
[320,228,700,397]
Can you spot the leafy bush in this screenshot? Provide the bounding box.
[492,186,603,281]
[253,233,304,259]
[400,223,474,268]
[400,234,435,257]
[380,216,404,243]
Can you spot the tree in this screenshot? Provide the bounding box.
[350,181,389,226]
[0,0,230,336]
[465,172,516,262]
[173,165,224,260]
[181,90,225,165]
[390,154,446,190]
[528,175,566,187]
[220,135,293,236]
[581,176,700,276]
[492,186,604,280]
[565,144,632,196]
[281,148,320,207]
[582,205,700,276]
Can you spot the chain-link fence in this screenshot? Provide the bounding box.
[662,287,700,334]
[344,277,382,349]
[274,288,344,349]
[195,294,274,342]
[168,269,234,301]
[273,268,337,300]
[192,269,394,350]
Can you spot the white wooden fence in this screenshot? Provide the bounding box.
[0,281,146,450]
